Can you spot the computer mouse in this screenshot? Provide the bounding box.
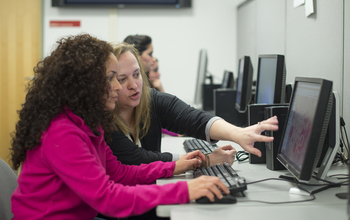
[195,194,237,204]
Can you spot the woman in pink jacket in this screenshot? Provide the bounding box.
[10,34,229,220]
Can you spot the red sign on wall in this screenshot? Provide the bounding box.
[50,21,81,27]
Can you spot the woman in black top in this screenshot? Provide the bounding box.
[108,42,278,166]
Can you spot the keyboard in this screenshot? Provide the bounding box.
[193,162,247,195]
[183,139,218,154]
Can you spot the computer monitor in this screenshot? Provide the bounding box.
[221,70,234,89]
[235,56,253,113]
[277,77,340,195]
[194,49,208,105]
[255,54,286,104]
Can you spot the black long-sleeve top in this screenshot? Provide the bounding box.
[109,89,216,165]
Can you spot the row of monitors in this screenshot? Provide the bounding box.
[233,56,339,194]
[224,64,338,194]
[194,52,287,114]
[234,55,338,194]
[195,51,339,194]
[235,54,286,113]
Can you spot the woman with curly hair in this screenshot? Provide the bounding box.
[10,34,229,220]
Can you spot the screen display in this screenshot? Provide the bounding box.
[279,82,321,172]
[235,59,244,106]
[256,58,277,104]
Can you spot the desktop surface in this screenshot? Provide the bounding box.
[157,136,348,219]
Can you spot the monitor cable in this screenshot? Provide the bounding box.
[338,116,349,164]
[240,178,316,204]
[242,175,348,204]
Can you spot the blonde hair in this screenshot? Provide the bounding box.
[112,42,151,141]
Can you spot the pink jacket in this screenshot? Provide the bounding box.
[11,109,189,219]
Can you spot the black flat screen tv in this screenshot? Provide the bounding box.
[52,0,191,8]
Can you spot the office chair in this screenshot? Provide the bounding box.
[0,158,18,220]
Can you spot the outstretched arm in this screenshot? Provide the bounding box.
[209,116,279,157]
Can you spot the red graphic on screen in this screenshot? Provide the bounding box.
[288,113,312,164]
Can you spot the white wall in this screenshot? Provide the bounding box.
[43,1,111,56]
[237,0,349,132]
[43,0,242,104]
[237,0,286,81]
[344,0,350,133]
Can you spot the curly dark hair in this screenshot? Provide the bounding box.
[11,34,115,169]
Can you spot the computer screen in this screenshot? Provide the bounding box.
[255,54,286,104]
[277,77,339,194]
[194,49,208,105]
[235,56,253,113]
[221,70,234,89]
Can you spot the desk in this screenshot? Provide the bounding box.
[156,136,349,219]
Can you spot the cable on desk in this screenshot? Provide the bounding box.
[329,173,349,180]
[311,175,348,186]
[237,194,316,205]
[241,178,317,204]
[247,176,348,189]
[339,117,350,164]
[246,177,292,185]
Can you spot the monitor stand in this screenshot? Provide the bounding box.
[280,92,341,195]
[279,173,340,195]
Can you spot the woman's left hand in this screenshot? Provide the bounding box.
[173,150,205,175]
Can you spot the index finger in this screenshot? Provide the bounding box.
[262,115,279,125]
[187,150,206,161]
[244,145,262,157]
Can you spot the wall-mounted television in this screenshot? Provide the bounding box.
[52,0,191,8]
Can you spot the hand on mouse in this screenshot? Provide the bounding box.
[187,175,229,202]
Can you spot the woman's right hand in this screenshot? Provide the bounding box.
[209,145,237,166]
[187,175,230,202]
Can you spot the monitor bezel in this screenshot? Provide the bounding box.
[255,54,286,104]
[277,77,333,181]
[221,70,234,89]
[235,56,253,113]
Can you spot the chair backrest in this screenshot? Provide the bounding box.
[0,158,18,220]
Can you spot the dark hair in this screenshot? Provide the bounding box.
[123,35,152,56]
[11,34,114,169]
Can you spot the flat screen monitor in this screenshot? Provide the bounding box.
[255,54,286,104]
[194,49,208,105]
[277,77,340,195]
[235,56,253,113]
[221,70,234,89]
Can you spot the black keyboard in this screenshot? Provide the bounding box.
[193,162,247,195]
[183,139,218,154]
